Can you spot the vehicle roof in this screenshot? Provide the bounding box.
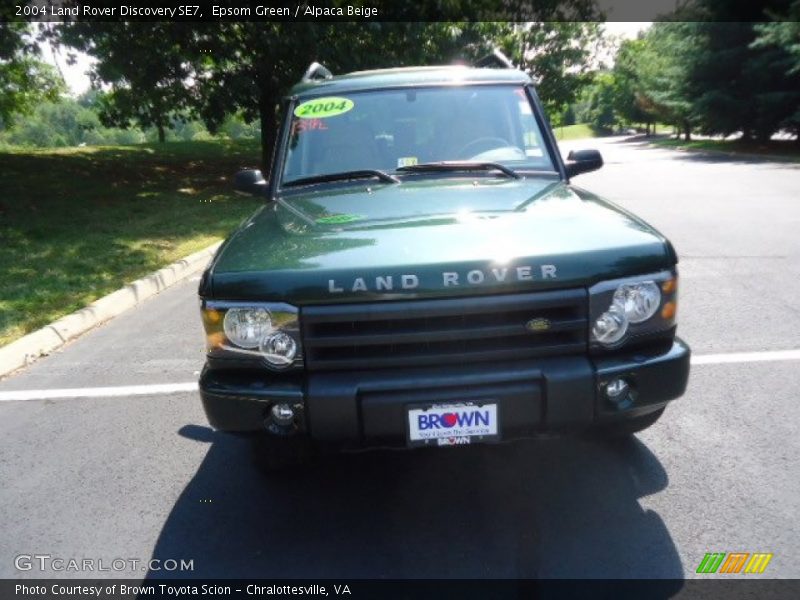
[289,66,531,97]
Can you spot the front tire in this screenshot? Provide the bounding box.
[251,434,317,473]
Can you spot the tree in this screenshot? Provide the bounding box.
[490,22,604,115]
[631,1,800,142]
[4,99,95,147]
[0,19,64,125]
[653,23,698,140]
[0,96,150,147]
[580,71,618,134]
[612,38,657,134]
[752,3,800,140]
[59,23,198,142]
[685,23,771,140]
[755,16,800,75]
[562,104,576,126]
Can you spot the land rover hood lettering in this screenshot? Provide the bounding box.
[209,179,672,302]
[327,265,557,293]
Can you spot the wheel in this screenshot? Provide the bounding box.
[251,433,318,473]
[592,407,666,438]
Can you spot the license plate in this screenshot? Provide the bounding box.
[407,402,499,447]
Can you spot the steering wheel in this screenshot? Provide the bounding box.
[456,136,514,159]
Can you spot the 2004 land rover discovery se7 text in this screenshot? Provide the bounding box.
[198,55,690,470]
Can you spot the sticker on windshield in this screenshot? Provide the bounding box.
[315,213,363,225]
[294,97,354,119]
[292,118,328,135]
[397,157,418,168]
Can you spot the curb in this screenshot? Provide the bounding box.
[0,241,221,379]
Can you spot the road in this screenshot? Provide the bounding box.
[1,137,798,582]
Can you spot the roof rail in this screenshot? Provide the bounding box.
[301,62,333,83]
[475,48,515,69]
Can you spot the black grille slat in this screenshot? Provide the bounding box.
[305,344,586,371]
[308,306,580,336]
[302,289,588,370]
[304,318,587,348]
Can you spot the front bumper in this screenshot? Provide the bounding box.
[200,338,690,447]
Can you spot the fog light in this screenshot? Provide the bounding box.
[271,403,295,426]
[605,378,630,403]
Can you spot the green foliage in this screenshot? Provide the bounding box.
[676,15,800,141]
[0,92,261,149]
[553,123,594,141]
[637,23,698,138]
[562,104,576,126]
[500,22,604,115]
[611,38,655,129]
[219,114,261,140]
[755,18,800,74]
[752,2,800,137]
[0,21,65,124]
[612,4,800,141]
[578,71,617,134]
[59,23,198,142]
[0,96,144,147]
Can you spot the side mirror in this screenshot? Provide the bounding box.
[564,149,603,178]
[233,169,268,196]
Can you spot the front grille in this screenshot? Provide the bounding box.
[301,289,588,370]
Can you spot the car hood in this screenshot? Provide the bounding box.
[207,177,675,303]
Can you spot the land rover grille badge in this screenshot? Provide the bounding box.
[526,318,551,332]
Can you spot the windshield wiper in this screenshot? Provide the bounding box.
[396,161,520,179]
[283,169,400,188]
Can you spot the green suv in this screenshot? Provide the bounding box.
[198,55,690,469]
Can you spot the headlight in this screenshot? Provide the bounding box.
[591,304,628,345]
[201,302,302,369]
[223,308,272,349]
[260,331,298,366]
[613,281,661,323]
[590,271,677,349]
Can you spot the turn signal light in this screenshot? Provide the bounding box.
[662,301,676,320]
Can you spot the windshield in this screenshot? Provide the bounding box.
[281,85,556,186]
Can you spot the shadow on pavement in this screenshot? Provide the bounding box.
[145,424,684,585]
[610,134,671,145]
[609,134,800,167]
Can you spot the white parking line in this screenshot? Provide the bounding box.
[0,382,197,402]
[690,349,800,365]
[0,349,799,402]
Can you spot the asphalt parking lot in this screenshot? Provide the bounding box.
[1,136,798,581]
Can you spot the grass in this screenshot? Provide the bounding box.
[553,123,595,141]
[650,137,800,161]
[0,139,264,346]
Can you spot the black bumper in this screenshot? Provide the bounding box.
[200,338,690,447]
